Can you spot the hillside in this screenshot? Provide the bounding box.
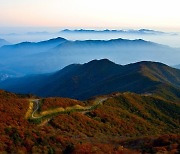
[1,59,180,101]
[0,90,179,153]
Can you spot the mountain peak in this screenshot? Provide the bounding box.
[85,59,116,65]
[1,59,180,100]
[39,37,67,44]
[82,59,121,70]
[48,37,66,41]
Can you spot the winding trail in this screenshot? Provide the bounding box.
[81,97,107,114]
[28,97,108,124]
[31,99,41,118]
[97,98,107,104]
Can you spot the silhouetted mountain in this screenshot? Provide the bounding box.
[32,38,179,71]
[1,59,180,100]
[0,37,67,74]
[0,37,66,56]
[54,38,159,48]
[61,29,168,35]
[0,38,10,47]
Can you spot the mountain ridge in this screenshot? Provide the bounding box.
[1,37,66,49]
[60,28,170,35]
[0,37,179,77]
[0,59,179,101]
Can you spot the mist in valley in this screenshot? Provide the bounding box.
[0,28,180,81]
[0,28,180,47]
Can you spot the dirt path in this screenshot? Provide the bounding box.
[31,99,41,118]
[27,97,108,124]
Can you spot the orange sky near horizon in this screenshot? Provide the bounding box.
[0,0,180,31]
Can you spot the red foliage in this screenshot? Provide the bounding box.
[0,90,179,153]
[41,97,84,111]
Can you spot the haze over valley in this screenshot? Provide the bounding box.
[0,36,180,81]
[1,28,180,48]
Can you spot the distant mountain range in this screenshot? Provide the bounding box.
[0,37,66,55]
[0,37,67,75]
[1,59,179,100]
[0,37,179,78]
[1,28,174,36]
[0,38,10,47]
[61,29,175,35]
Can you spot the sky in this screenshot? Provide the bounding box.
[0,0,180,32]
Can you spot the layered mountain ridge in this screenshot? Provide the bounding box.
[0,37,179,77]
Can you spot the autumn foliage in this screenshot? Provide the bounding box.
[41,97,84,111]
[0,90,179,153]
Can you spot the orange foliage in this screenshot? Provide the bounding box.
[0,90,179,153]
[41,97,84,111]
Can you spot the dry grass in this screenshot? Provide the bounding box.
[25,101,34,119]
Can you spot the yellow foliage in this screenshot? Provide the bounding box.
[25,101,34,119]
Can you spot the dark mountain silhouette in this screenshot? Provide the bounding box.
[1,59,180,100]
[0,38,10,47]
